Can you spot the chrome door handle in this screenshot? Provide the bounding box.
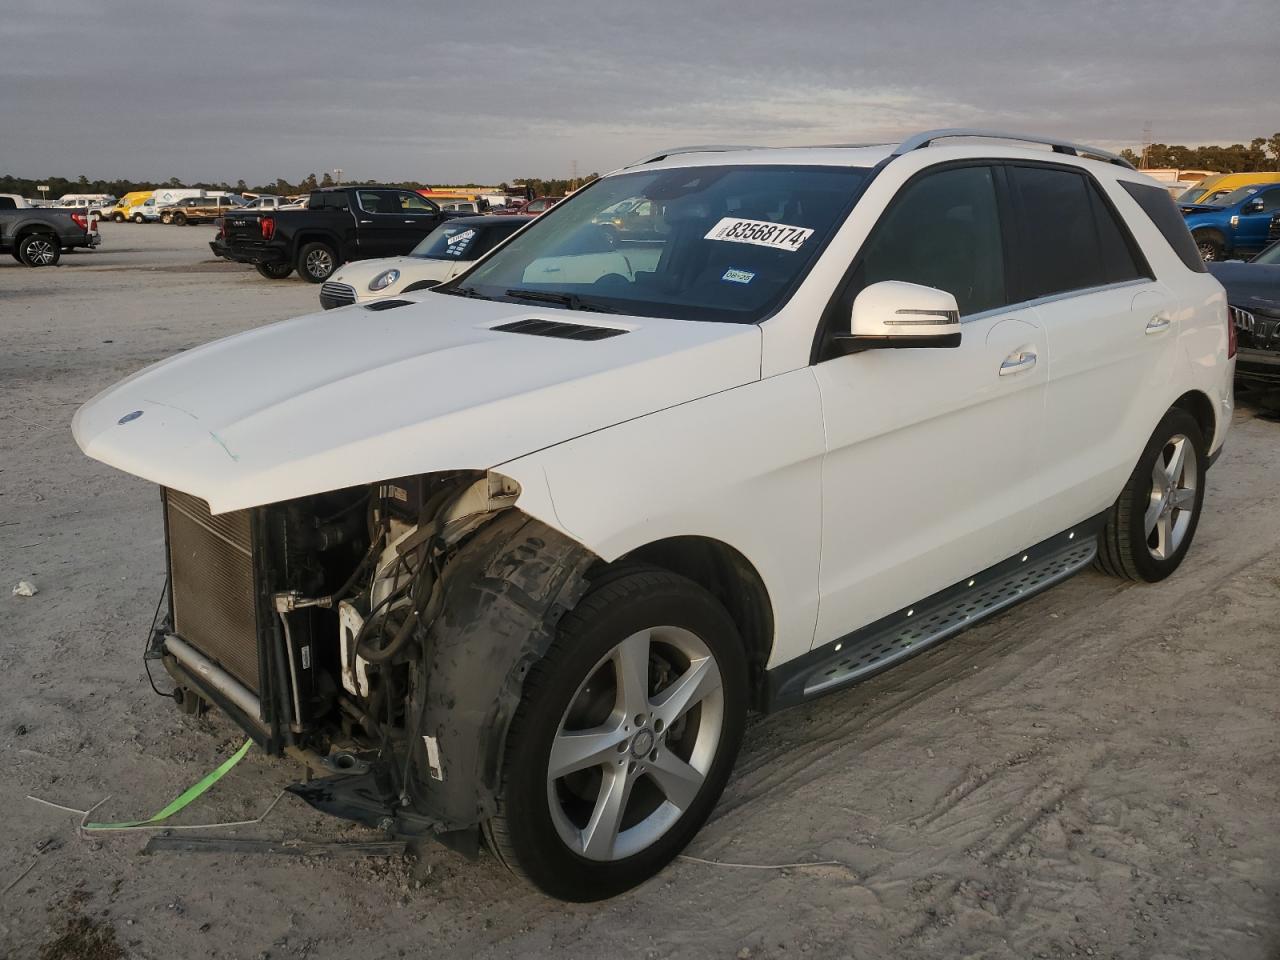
[1146,314,1172,334]
[359,219,373,225]
[999,350,1037,376]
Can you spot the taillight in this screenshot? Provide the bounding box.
[218,218,227,239]
[261,216,275,240]
[1226,304,1237,359]
[70,212,88,230]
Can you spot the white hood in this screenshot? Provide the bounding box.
[73,295,761,513]
[329,256,460,298]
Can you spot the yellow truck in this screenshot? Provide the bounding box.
[104,191,155,222]
[1178,172,1280,206]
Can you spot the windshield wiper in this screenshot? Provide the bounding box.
[435,284,487,299]
[503,288,618,314]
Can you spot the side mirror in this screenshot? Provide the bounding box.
[1243,198,1264,214]
[837,280,962,353]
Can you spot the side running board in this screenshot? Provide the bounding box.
[766,517,1104,710]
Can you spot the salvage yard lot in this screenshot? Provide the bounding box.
[2,224,1279,959]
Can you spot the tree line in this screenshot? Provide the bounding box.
[0,170,600,199]
[1119,134,1280,172]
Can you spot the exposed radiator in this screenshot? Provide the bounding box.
[164,489,261,694]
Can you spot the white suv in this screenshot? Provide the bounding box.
[73,130,1234,901]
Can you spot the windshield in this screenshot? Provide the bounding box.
[448,165,869,323]
[1253,241,1280,265]
[1214,186,1262,207]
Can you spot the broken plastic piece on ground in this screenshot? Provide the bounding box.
[12,580,38,597]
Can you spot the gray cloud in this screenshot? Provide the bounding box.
[1,0,1274,185]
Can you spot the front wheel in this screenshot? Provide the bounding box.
[297,242,338,282]
[160,211,173,224]
[255,262,294,280]
[18,233,61,267]
[1096,407,1206,582]
[1194,232,1224,262]
[112,212,125,222]
[172,212,187,225]
[483,568,747,901]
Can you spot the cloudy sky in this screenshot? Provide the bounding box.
[1,0,1273,186]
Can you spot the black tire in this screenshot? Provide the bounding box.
[10,249,23,263]
[1096,407,1206,582]
[112,212,125,223]
[255,262,294,280]
[1194,231,1224,262]
[18,233,60,267]
[172,212,187,226]
[160,211,173,224]
[297,241,338,282]
[483,568,748,901]
[132,214,145,223]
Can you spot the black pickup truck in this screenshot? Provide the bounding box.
[0,196,102,267]
[213,186,458,282]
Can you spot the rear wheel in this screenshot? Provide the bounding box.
[172,212,187,226]
[132,213,146,223]
[483,568,747,901]
[1096,407,1206,582]
[255,262,294,280]
[18,233,60,267]
[297,242,338,282]
[112,212,125,223]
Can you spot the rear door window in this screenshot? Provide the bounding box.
[1006,165,1149,301]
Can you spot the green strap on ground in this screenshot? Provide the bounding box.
[84,740,253,831]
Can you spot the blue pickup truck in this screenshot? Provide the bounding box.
[1182,183,1280,261]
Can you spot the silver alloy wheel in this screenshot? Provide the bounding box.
[1196,240,1218,261]
[1145,433,1198,560]
[25,238,57,265]
[306,249,334,278]
[547,625,725,862]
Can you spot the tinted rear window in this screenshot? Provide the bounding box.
[1118,181,1208,273]
[1006,165,1149,301]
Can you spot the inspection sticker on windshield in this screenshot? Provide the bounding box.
[704,217,813,252]
[722,268,755,284]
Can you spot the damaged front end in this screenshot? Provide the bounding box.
[152,471,594,843]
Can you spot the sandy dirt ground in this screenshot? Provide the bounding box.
[2,224,1278,960]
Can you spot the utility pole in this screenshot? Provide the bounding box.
[333,168,343,185]
[571,159,578,192]
[1140,121,1153,170]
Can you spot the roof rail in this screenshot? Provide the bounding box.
[894,128,1135,170]
[626,145,763,167]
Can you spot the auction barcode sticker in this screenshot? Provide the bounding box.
[704,217,813,252]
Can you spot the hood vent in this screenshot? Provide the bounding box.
[492,318,627,341]
[364,299,413,311]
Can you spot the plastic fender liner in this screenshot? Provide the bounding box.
[404,509,594,830]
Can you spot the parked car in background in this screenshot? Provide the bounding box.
[500,196,563,216]
[74,130,1233,901]
[163,195,244,225]
[1183,183,1280,261]
[1208,238,1280,406]
[1178,172,1280,207]
[1,196,101,265]
[240,195,289,211]
[440,199,485,213]
[318,215,528,308]
[216,185,459,282]
[56,194,115,214]
[104,191,155,222]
